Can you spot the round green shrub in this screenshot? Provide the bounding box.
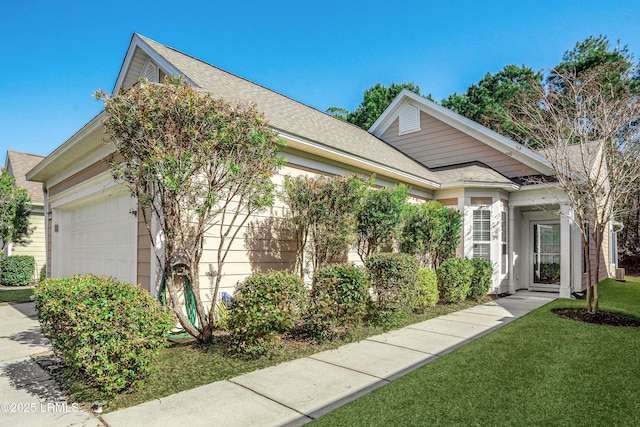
[414,268,439,312]
[366,252,419,328]
[436,258,473,303]
[468,258,493,300]
[39,263,47,283]
[0,255,35,286]
[34,275,174,396]
[308,264,371,341]
[228,270,308,357]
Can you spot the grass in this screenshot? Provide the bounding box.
[0,287,34,303]
[312,277,640,426]
[65,297,485,412]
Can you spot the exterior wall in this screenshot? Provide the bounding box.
[381,112,540,178]
[137,205,151,291]
[9,212,46,279]
[580,219,614,290]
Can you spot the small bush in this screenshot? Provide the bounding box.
[366,253,419,328]
[414,268,439,312]
[0,255,35,286]
[34,275,174,396]
[437,258,473,303]
[39,263,47,283]
[468,258,493,300]
[228,270,308,357]
[308,264,371,341]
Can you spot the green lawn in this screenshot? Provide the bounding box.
[0,287,34,303]
[313,277,640,426]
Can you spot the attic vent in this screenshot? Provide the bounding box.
[142,61,158,83]
[399,104,420,135]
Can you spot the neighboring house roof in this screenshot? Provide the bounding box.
[5,150,45,205]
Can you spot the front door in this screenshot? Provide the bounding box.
[532,222,561,290]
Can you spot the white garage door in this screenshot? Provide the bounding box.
[56,190,137,285]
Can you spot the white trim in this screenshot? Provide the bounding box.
[48,170,121,209]
[113,34,194,94]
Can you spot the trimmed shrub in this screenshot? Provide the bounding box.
[0,255,35,286]
[308,264,371,341]
[229,270,308,357]
[437,258,473,303]
[39,263,47,283]
[468,258,493,300]
[366,252,419,328]
[34,275,174,396]
[414,268,439,312]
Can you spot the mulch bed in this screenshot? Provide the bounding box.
[551,308,640,327]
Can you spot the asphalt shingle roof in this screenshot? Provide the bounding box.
[137,35,443,185]
[6,150,45,205]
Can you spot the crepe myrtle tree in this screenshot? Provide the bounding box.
[514,63,640,314]
[96,77,285,342]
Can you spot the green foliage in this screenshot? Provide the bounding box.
[0,169,32,252]
[283,175,367,277]
[468,258,493,301]
[356,184,409,261]
[366,253,419,327]
[442,64,542,143]
[413,268,439,312]
[328,83,424,130]
[0,255,35,286]
[550,35,639,94]
[400,201,462,268]
[307,264,371,341]
[437,258,473,304]
[96,76,285,341]
[39,263,47,283]
[34,275,174,396]
[228,271,308,357]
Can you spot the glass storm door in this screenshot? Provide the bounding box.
[532,222,561,287]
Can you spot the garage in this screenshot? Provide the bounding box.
[53,187,137,285]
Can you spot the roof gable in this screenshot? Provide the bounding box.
[370,90,554,177]
[5,150,45,205]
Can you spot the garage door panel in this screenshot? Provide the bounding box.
[56,191,137,285]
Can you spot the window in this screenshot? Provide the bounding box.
[472,209,491,260]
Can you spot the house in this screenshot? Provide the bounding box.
[4,150,46,279]
[26,34,618,303]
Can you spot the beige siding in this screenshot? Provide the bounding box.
[581,222,614,290]
[381,112,540,178]
[11,212,46,279]
[137,205,151,291]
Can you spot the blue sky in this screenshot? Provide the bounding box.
[1,0,639,167]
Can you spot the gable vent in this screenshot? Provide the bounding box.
[398,104,420,135]
[142,61,158,83]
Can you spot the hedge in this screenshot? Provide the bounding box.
[0,255,35,286]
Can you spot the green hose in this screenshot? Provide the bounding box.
[159,269,199,339]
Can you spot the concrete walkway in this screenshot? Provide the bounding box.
[0,301,103,427]
[102,292,556,427]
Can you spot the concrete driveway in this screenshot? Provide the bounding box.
[0,301,102,427]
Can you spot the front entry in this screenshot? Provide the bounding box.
[531,221,561,291]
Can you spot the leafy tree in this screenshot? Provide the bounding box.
[442,65,542,143]
[549,35,639,94]
[283,175,366,277]
[328,83,423,130]
[355,184,409,261]
[96,77,285,342]
[0,169,32,253]
[513,63,640,314]
[400,201,462,269]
